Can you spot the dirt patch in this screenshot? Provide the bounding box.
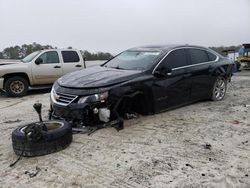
[0,72,249,187]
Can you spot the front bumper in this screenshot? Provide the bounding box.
[51,99,124,133]
[50,96,112,127]
[51,100,90,120]
[50,85,112,122]
[0,77,4,90]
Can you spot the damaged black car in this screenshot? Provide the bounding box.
[50,45,234,131]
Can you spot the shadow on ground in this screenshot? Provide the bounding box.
[0,88,51,99]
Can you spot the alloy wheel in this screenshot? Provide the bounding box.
[214,78,226,100]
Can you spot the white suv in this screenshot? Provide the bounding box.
[0,49,85,97]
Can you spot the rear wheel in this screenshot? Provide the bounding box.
[5,76,29,97]
[211,77,227,101]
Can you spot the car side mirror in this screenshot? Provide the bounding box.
[153,70,165,78]
[35,58,43,65]
[165,69,172,76]
[83,57,86,68]
[154,67,172,78]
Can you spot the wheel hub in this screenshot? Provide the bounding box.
[10,81,24,94]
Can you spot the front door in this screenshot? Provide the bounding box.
[32,51,63,85]
[152,49,192,112]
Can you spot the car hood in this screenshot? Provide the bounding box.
[0,60,22,66]
[58,66,142,88]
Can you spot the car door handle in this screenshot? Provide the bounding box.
[75,64,82,67]
[54,65,61,68]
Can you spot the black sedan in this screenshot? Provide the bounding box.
[50,45,234,130]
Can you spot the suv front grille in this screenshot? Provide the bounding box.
[55,92,78,105]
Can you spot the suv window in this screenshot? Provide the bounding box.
[38,51,59,64]
[188,49,209,64]
[160,49,188,69]
[62,51,80,63]
[207,51,217,61]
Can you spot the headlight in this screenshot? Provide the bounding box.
[50,86,59,101]
[78,91,109,104]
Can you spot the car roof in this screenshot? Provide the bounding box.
[129,44,209,53]
[41,49,79,52]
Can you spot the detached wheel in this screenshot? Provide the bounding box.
[211,76,227,101]
[12,120,72,157]
[5,76,28,97]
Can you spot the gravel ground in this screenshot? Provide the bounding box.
[0,72,249,188]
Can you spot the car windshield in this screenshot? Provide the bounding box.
[103,50,162,70]
[22,51,41,63]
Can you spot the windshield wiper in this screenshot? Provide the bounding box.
[110,66,126,70]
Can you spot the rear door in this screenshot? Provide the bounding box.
[152,49,192,112]
[32,51,63,85]
[186,48,218,100]
[61,51,83,74]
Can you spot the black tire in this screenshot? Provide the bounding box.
[4,76,29,97]
[211,76,227,101]
[12,120,72,157]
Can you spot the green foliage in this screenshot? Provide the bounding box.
[0,43,113,60]
[1,42,53,59]
[81,50,113,61]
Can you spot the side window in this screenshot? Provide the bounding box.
[38,51,59,64]
[62,51,80,63]
[188,49,209,64]
[160,49,188,69]
[207,51,217,61]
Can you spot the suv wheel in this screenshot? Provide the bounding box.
[211,76,227,101]
[5,76,29,97]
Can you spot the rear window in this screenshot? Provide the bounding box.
[62,51,80,63]
[188,49,209,64]
[207,51,217,61]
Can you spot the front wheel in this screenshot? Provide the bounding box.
[211,77,227,101]
[4,76,29,97]
[12,120,72,157]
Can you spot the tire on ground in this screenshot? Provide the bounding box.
[4,76,29,97]
[211,76,227,101]
[12,120,72,157]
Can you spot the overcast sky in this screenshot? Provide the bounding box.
[0,0,249,53]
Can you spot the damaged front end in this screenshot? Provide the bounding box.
[49,85,125,134]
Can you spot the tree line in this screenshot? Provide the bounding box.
[0,42,243,60]
[0,42,113,60]
[209,45,242,55]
